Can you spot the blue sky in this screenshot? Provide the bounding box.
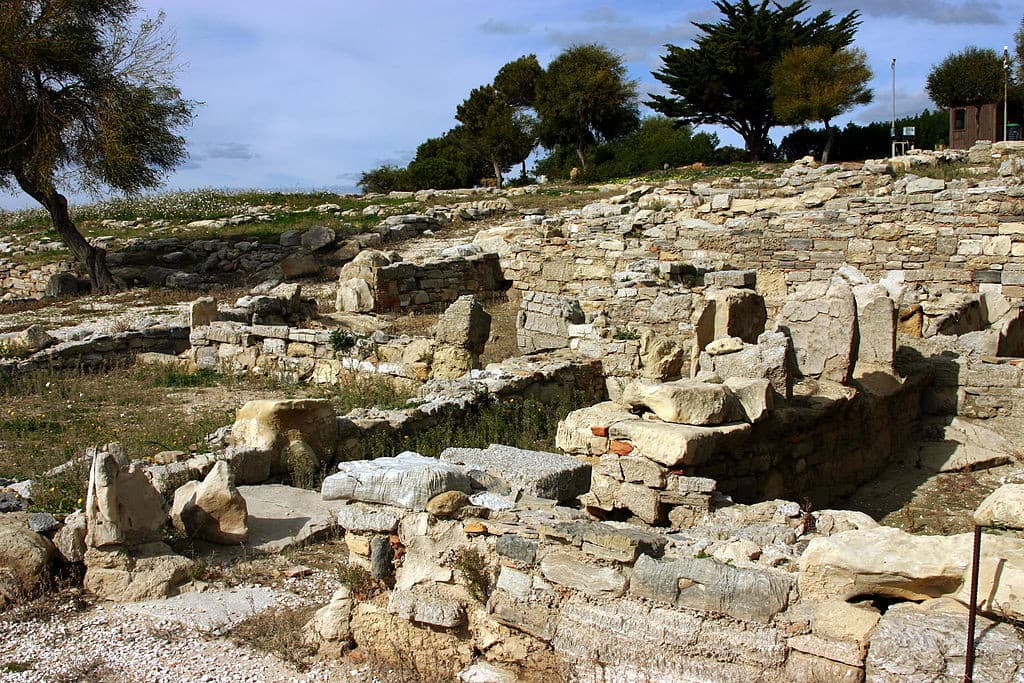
[1,0,1020,209]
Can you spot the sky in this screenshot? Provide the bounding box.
[1,0,1021,210]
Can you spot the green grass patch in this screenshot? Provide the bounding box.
[149,368,222,388]
[364,390,590,460]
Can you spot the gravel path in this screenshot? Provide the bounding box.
[0,602,375,683]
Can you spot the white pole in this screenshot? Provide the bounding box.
[891,59,897,158]
[1005,47,1011,142]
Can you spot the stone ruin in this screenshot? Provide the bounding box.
[6,146,1024,680]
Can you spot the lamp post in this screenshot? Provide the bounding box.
[1005,46,1011,142]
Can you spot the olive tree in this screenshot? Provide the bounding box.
[0,1,193,292]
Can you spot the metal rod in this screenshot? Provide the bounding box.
[891,58,897,159]
[965,524,983,683]
[1005,47,1011,143]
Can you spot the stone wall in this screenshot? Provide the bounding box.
[0,325,190,374]
[487,154,1024,313]
[0,259,79,300]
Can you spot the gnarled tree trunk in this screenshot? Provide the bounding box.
[15,173,119,293]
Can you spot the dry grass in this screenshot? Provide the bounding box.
[0,362,414,511]
[230,604,318,670]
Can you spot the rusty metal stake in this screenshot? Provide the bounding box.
[965,524,983,683]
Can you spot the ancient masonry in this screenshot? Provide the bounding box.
[6,144,1024,681]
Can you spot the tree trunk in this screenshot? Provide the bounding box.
[491,158,503,189]
[821,120,834,164]
[575,146,587,171]
[15,173,120,293]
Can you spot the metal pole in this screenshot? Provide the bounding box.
[965,524,983,683]
[1005,47,1011,142]
[891,58,897,158]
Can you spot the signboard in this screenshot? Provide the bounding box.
[902,126,916,137]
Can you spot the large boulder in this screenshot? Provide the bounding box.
[170,461,248,544]
[85,446,168,548]
[0,520,54,604]
[776,277,857,384]
[229,399,338,483]
[83,542,193,602]
[432,295,491,356]
[321,452,472,510]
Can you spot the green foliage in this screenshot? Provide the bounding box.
[535,44,640,169]
[358,165,411,194]
[1017,17,1024,83]
[494,55,542,108]
[329,329,358,353]
[926,47,1006,108]
[456,85,535,187]
[453,547,492,603]
[772,46,873,162]
[779,109,949,161]
[536,117,719,181]
[650,0,860,160]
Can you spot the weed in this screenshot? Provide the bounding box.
[453,547,491,603]
[612,327,641,341]
[337,563,380,600]
[2,662,33,673]
[329,329,358,353]
[230,604,318,671]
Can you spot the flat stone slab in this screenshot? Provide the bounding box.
[239,484,347,553]
[440,444,591,503]
[322,451,472,511]
[123,586,288,632]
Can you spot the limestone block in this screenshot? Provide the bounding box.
[798,527,969,602]
[336,277,374,313]
[303,586,353,657]
[608,419,751,467]
[85,447,168,548]
[614,482,664,524]
[388,587,466,628]
[230,399,338,480]
[53,510,88,563]
[975,484,1024,528]
[852,284,896,375]
[539,550,627,598]
[811,599,880,645]
[865,600,1024,682]
[701,330,792,398]
[776,277,857,384]
[637,331,686,380]
[555,401,633,456]
[433,295,491,355]
[784,651,863,683]
[629,554,792,623]
[336,504,401,533]
[189,297,218,328]
[431,345,476,380]
[426,490,470,518]
[706,287,768,345]
[321,452,472,511]
[170,461,248,544]
[619,379,737,426]
[83,542,193,602]
[440,444,591,503]
[300,225,336,251]
[704,270,756,289]
[723,377,773,422]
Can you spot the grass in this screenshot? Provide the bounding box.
[230,605,318,671]
[364,389,591,460]
[0,362,414,512]
[0,188,423,266]
[612,161,783,184]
